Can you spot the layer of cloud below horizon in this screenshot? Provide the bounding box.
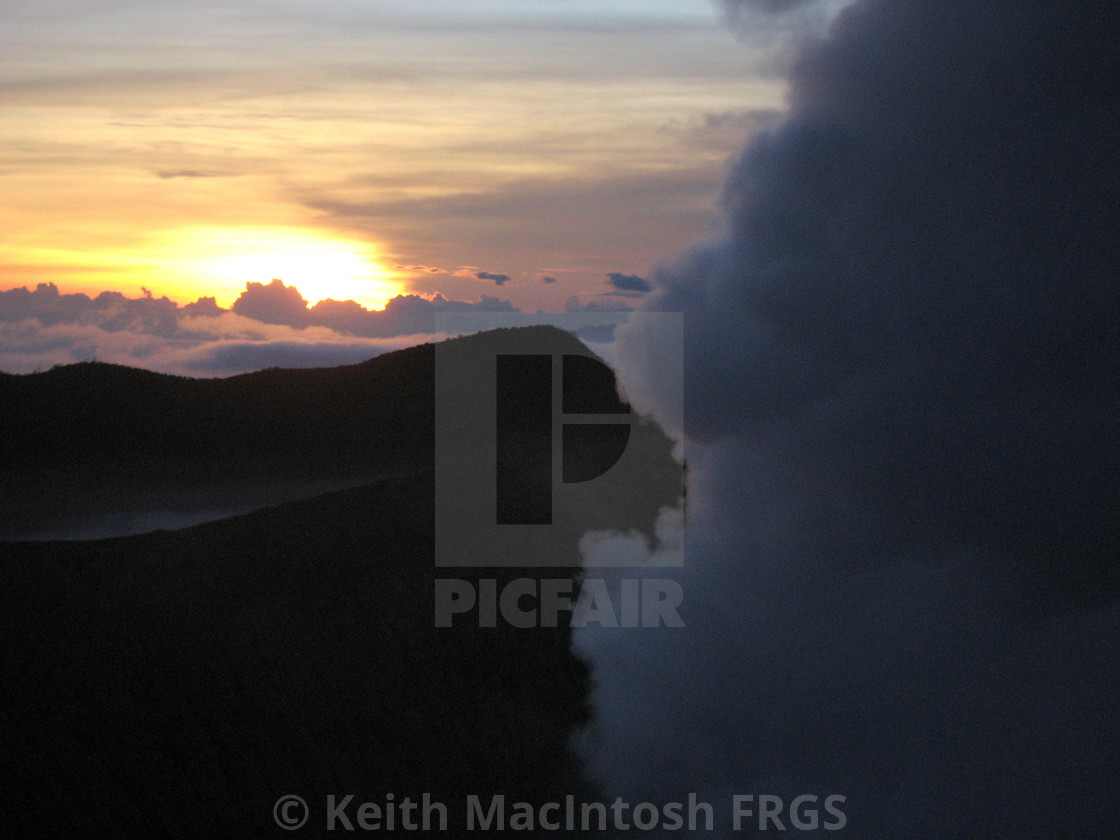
[0,274,649,376]
[0,281,511,376]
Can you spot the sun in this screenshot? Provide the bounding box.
[166,227,402,310]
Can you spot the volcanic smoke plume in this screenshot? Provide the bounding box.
[576,2,1120,837]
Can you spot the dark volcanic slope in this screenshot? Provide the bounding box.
[0,474,596,838]
[0,326,678,838]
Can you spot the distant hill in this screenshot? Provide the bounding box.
[0,338,434,538]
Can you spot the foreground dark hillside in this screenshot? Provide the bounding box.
[1,474,601,838]
[0,326,680,838]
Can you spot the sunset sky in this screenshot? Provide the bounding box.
[3,3,1118,835]
[2,0,786,313]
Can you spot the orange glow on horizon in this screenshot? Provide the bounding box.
[0,227,405,311]
[164,227,404,310]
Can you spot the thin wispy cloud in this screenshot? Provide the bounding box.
[1,0,781,312]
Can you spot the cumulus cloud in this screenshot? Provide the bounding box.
[226,278,519,337]
[580,1,1120,836]
[0,282,111,326]
[182,296,222,317]
[231,278,312,327]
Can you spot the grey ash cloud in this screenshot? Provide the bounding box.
[581,2,1120,837]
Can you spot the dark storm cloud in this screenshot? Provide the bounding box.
[582,1,1120,837]
[475,270,511,285]
[605,272,651,294]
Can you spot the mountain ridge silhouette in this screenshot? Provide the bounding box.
[0,326,619,539]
